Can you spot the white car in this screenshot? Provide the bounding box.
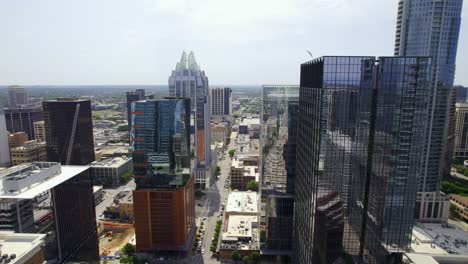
[201,249,205,254]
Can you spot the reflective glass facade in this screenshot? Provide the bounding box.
[43,99,95,165]
[131,98,196,252]
[260,85,299,253]
[131,98,192,189]
[294,56,431,264]
[395,0,463,192]
[169,51,212,187]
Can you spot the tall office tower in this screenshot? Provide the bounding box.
[394,0,464,220]
[4,106,44,139]
[455,85,468,103]
[43,99,95,165]
[0,106,11,167]
[169,51,213,188]
[126,89,145,136]
[210,87,232,117]
[260,85,299,255]
[453,103,468,160]
[131,98,195,252]
[294,56,431,264]
[0,162,99,263]
[33,120,46,142]
[7,85,28,108]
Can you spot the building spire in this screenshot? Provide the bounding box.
[178,51,188,70]
[188,51,199,71]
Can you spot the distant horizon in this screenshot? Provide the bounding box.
[2,1,466,86]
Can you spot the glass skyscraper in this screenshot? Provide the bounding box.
[169,51,213,189]
[293,56,431,264]
[43,99,95,165]
[131,98,196,252]
[260,85,299,255]
[394,0,463,198]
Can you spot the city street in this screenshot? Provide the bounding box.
[95,179,136,221]
[193,137,236,264]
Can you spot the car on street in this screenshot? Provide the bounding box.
[203,217,207,220]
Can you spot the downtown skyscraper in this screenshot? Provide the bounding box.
[0,104,11,167]
[210,87,232,117]
[43,98,96,165]
[41,98,99,262]
[394,0,464,220]
[131,98,196,252]
[169,51,213,188]
[293,56,431,264]
[260,85,299,255]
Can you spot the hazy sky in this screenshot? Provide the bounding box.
[1,0,467,86]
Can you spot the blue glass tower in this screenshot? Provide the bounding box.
[294,56,431,264]
[394,0,463,198]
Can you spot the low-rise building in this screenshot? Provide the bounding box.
[225,191,259,217]
[230,156,259,190]
[0,231,46,264]
[219,191,260,259]
[238,117,260,138]
[94,145,130,160]
[211,122,228,144]
[415,191,450,222]
[8,132,28,149]
[10,140,46,165]
[450,194,468,222]
[90,156,132,185]
[93,186,103,205]
[103,189,134,222]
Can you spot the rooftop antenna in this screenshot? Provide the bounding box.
[306,51,314,59]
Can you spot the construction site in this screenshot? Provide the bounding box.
[99,222,135,257]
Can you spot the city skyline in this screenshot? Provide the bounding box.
[1,0,467,86]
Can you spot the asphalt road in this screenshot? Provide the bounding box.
[192,139,236,264]
[95,179,136,221]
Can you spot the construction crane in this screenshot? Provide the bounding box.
[66,103,80,165]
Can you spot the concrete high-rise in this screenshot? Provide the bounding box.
[210,87,232,117]
[394,0,464,220]
[8,85,28,108]
[0,105,11,167]
[131,98,195,252]
[43,98,95,165]
[294,56,431,264]
[169,51,213,188]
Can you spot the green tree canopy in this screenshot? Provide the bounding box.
[229,149,236,158]
[246,180,259,192]
[231,250,242,261]
[121,243,136,256]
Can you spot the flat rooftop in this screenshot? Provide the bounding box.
[413,222,468,255]
[226,191,258,213]
[0,162,89,199]
[0,231,46,263]
[404,253,439,264]
[90,156,131,168]
[223,215,258,240]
